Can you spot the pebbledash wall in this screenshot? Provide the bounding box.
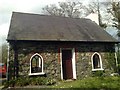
[8,41,116,80]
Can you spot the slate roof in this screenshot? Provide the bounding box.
[7,12,118,42]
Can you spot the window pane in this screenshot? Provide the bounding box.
[31,55,42,73]
[93,54,101,69]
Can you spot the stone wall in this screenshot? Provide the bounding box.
[75,43,116,78]
[16,42,61,79]
[9,41,116,80]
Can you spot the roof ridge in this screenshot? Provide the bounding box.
[12,12,92,20]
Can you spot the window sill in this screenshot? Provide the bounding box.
[92,68,104,71]
[29,72,45,76]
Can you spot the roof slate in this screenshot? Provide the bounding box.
[7,12,117,42]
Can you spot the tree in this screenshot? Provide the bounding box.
[42,1,115,29]
[85,0,109,28]
[107,1,120,36]
[1,43,8,63]
[107,1,120,74]
[42,2,86,18]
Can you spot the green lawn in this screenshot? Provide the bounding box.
[50,76,120,89]
[3,76,120,89]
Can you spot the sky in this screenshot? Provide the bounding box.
[0,0,67,38]
[0,0,119,44]
[0,0,89,41]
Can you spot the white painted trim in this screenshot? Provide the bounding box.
[115,52,118,67]
[72,48,76,79]
[60,48,63,80]
[60,48,76,80]
[29,53,44,75]
[29,72,45,76]
[92,68,104,71]
[91,52,104,71]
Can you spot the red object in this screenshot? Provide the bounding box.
[62,50,73,80]
[0,63,7,77]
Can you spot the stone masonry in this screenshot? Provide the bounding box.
[9,41,116,80]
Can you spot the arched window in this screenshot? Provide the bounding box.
[91,52,103,71]
[29,53,45,75]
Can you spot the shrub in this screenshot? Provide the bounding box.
[29,77,47,85]
[29,77,56,85]
[92,70,104,77]
[15,77,30,86]
[45,78,56,85]
[106,52,117,72]
[4,79,16,88]
[4,76,56,88]
[117,64,120,74]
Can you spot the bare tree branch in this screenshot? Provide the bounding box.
[42,2,85,18]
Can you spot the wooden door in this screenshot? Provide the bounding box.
[62,49,73,80]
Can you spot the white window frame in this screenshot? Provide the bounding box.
[91,52,104,71]
[29,53,45,76]
[60,48,76,80]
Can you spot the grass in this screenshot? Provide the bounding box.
[3,76,120,89]
[50,76,120,89]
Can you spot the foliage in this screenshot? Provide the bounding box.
[1,43,8,63]
[51,76,120,89]
[106,52,117,73]
[107,1,120,37]
[116,45,120,74]
[92,71,104,77]
[3,76,120,89]
[4,76,56,88]
[85,1,108,28]
[4,76,120,89]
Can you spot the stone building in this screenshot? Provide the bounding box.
[7,12,118,80]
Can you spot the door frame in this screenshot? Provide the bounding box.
[60,48,76,80]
